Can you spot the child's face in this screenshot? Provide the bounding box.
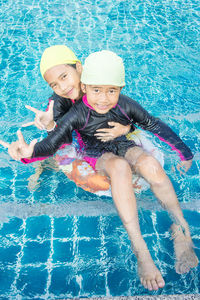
[81,84,122,114]
[44,63,82,100]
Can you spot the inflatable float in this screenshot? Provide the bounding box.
[55,130,164,196]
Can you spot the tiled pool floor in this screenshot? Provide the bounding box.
[0,209,199,298]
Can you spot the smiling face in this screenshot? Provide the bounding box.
[44,62,82,100]
[81,84,122,114]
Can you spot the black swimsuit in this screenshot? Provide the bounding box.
[32,94,193,162]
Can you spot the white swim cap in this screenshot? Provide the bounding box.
[81,50,125,86]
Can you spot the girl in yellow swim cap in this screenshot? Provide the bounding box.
[21,45,131,190]
[23,45,131,138]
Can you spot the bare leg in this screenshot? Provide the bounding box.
[27,162,44,191]
[171,224,198,274]
[27,158,59,191]
[125,147,199,273]
[96,153,165,290]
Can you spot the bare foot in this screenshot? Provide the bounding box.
[171,224,199,274]
[137,253,165,290]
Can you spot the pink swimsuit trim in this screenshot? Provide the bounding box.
[83,156,97,169]
[154,134,191,161]
[21,157,49,164]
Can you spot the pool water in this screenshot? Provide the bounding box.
[0,0,200,298]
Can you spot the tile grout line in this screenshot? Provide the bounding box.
[9,218,27,298]
[44,215,54,299]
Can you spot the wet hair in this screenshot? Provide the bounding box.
[68,63,77,69]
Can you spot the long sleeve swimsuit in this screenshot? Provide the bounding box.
[21,92,75,164]
[49,92,74,122]
[31,94,193,167]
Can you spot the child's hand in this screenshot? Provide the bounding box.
[22,100,54,131]
[176,159,193,175]
[94,122,131,142]
[0,130,37,160]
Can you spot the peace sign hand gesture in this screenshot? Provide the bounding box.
[0,130,37,160]
[22,100,55,131]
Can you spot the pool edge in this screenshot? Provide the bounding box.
[79,295,199,300]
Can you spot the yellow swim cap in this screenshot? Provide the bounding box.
[81,50,125,86]
[40,45,81,78]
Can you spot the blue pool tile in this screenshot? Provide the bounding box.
[33,183,53,202]
[55,178,76,201]
[15,185,31,199]
[0,217,23,237]
[0,183,12,196]
[104,216,122,236]
[0,267,15,294]
[78,239,101,259]
[16,266,47,297]
[54,216,74,238]
[105,239,120,258]
[49,266,80,296]
[25,216,51,240]
[144,234,160,256]
[0,167,14,180]
[164,268,189,292]
[193,238,200,255]
[22,241,50,264]
[184,210,200,227]
[15,168,33,180]
[154,211,172,234]
[80,268,106,296]
[159,237,174,265]
[78,216,100,238]
[107,267,133,296]
[0,246,20,265]
[139,210,154,234]
[53,240,73,263]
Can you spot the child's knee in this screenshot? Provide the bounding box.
[137,155,166,184]
[109,157,131,176]
[96,153,130,177]
[125,146,144,166]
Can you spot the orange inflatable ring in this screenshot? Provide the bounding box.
[55,130,164,195]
